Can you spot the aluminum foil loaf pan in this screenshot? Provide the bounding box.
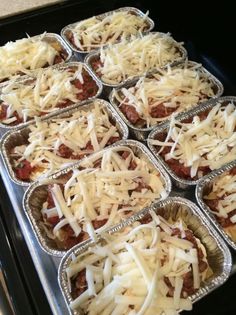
[23,139,171,256]
[109,60,224,141]
[58,196,232,315]
[147,96,236,189]
[0,62,103,130]
[61,7,154,57]
[196,159,236,251]
[0,32,72,83]
[84,32,187,90]
[0,98,129,186]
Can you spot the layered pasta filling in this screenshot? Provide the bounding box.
[10,101,121,181]
[204,167,236,241]
[40,146,167,249]
[0,64,98,125]
[0,33,66,82]
[113,63,216,128]
[68,10,150,51]
[67,211,210,315]
[150,101,236,180]
[91,33,183,85]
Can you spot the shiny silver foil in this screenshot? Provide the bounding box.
[58,196,232,315]
[22,139,172,256]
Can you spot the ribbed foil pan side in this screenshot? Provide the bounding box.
[196,160,236,251]
[147,96,236,189]
[61,7,155,58]
[0,32,72,84]
[58,196,232,315]
[109,60,224,141]
[22,139,171,256]
[0,98,129,186]
[0,61,103,131]
[84,32,187,90]
[41,32,72,62]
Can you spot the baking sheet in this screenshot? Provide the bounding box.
[0,138,236,315]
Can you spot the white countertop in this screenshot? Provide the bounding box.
[0,0,63,19]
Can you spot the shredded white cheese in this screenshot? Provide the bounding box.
[0,33,61,82]
[42,146,166,245]
[11,101,120,180]
[96,33,184,84]
[113,62,215,127]
[0,63,96,124]
[204,170,236,241]
[70,10,150,51]
[67,214,209,314]
[151,102,236,179]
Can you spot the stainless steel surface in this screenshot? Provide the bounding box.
[147,96,236,189]
[61,7,155,57]
[23,139,171,256]
[196,159,236,251]
[0,61,103,130]
[58,196,232,315]
[109,60,224,141]
[84,32,187,89]
[0,98,128,186]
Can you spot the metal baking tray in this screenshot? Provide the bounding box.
[22,139,171,256]
[1,150,235,315]
[84,32,187,90]
[61,7,154,57]
[0,61,103,130]
[0,98,129,186]
[196,159,236,251]
[0,5,235,315]
[147,96,236,189]
[0,32,72,83]
[58,196,232,315]
[109,60,224,141]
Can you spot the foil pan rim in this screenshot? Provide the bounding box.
[0,98,129,187]
[196,159,236,251]
[147,96,236,188]
[22,139,172,256]
[60,7,155,54]
[58,196,232,315]
[84,32,188,88]
[0,61,103,130]
[108,60,224,133]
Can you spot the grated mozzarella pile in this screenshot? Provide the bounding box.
[113,63,215,127]
[0,33,60,82]
[70,10,149,51]
[0,64,90,124]
[42,146,166,242]
[204,170,236,240]
[96,33,183,85]
[67,212,209,314]
[11,101,120,180]
[150,102,236,179]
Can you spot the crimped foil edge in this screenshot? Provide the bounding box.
[0,98,129,186]
[58,196,232,315]
[61,7,155,55]
[0,61,103,130]
[22,139,172,256]
[0,32,72,85]
[147,96,236,188]
[108,60,224,141]
[196,159,236,251]
[84,32,188,89]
